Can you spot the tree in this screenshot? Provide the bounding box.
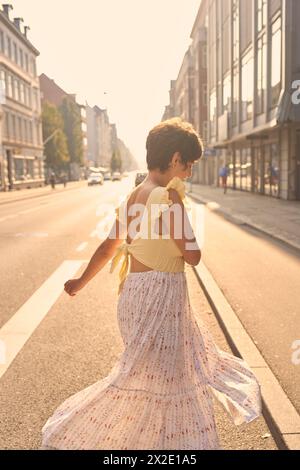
[42,101,69,172]
[59,97,84,165]
[110,148,122,173]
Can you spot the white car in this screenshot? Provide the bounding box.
[87,173,104,186]
[112,172,122,181]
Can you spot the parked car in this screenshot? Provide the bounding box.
[135,172,147,186]
[112,171,122,181]
[103,171,111,181]
[87,173,104,186]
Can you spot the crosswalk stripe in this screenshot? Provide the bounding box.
[76,241,88,252]
[0,260,88,380]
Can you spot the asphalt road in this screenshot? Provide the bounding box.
[198,200,300,414]
[0,176,278,449]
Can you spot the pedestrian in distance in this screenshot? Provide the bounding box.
[219,164,230,194]
[61,174,67,188]
[49,172,56,190]
[41,118,262,450]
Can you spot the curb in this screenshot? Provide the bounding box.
[192,261,300,450]
[0,182,86,206]
[187,190,300,254]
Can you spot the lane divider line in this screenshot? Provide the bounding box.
[0,260,88,380]
[76,241,88,252]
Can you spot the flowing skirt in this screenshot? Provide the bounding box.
[40,271,262,450]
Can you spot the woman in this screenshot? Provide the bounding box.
[40,118,262,450]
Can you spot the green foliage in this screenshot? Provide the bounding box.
[110,148,122,172]
[42,101,69,171]
[59,97,84,165]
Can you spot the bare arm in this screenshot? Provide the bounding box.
[160,188,201,266]
[64,217,126,296]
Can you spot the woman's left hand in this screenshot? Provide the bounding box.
[64,278,84,296]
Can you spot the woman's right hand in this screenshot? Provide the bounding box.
[64,278,84,297]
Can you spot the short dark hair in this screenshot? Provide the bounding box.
[146,117,204,172]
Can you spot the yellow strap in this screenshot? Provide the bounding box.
[109,241,130,295]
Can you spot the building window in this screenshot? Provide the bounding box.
[256,34,267,114]
[232,66,239,127]
[241,50,254,121]
[30,58,37,77]
[18,116,22,141]
[13,42,18,63]
[257,0,267,33]
[7,36,12,58]
[36,122,41,145]
[20,82,25,104]
[0,69,6,104]
[209,90,217,137]
[11,114,16,139]
[25,53,29,72]
[20,49,24,68]
[240,148,252,191]
[0,30,4,53]
[223,74,231,112]
[233,0,239,61]
[14,158,24,180]
[203,84,208,106]
[270,17,282,108]
[14,78,19,101]
[202,45,207,68]
[26,159,34,178]
[202,121,209,143]
[7,74,12,98]
[29,120,33,142]
[24,119,28,142]
[4,112,9,138]
[33,88,39,110]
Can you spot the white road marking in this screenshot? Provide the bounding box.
[0,260,88,379]
[76,241,88,252]
[19,208,40,215]
[0,214,17,222]
[15,232,49,237]
[89,230,97,238]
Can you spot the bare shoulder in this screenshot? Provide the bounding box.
[128,182,158,206]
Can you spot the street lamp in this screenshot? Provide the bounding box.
[43,128,60,184]
[43,128,60,146]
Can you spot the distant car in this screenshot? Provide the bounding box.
[103,171,111,181]
[87,173,104,186]
[135,172,147,186]
[122,171,129,177]
[112,171,122,181]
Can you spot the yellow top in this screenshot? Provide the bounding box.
[109,176,190,295]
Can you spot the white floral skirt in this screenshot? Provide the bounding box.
[40,271,262,450]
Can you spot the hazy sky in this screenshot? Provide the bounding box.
[11,0,200,169]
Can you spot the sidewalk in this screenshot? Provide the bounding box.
[187,183,300,252]
[0,181,87,206]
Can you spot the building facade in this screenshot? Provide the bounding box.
[205,0,300,201]
[40,74,89,179]
[163,0,300,201]
[0,4,44,191]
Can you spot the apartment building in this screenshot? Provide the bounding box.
[163,0,300,201]
[0,4,44,191]
[87,105,112,169]
[39,73,89,178]
[207,0,300,200]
